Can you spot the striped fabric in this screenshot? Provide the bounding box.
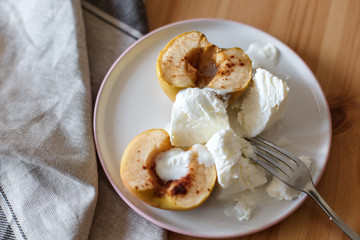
[85,0,148,35]
[0,186,25,240]
[0,206,16,240]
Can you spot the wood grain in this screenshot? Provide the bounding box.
[144,0,360,239]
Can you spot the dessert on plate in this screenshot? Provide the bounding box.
[120,31,311,221]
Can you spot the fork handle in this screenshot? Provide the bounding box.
[305,183,360,240]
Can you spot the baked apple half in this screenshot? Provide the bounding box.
[120,129,217,210]
[156,31,252,102]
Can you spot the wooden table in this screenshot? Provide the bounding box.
[145,0,360,239]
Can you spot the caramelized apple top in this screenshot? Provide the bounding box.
[158,31,220,88]
[156,31,252,103]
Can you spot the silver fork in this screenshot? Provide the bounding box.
[246,137,360,240]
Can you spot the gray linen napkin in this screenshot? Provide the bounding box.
[0,0,166,239]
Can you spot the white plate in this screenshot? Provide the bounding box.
[93,19,332,238]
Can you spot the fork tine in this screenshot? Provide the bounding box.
[247,137,300,167]
[246,136,312,187]
[246,137,303,181]
[254,144,294,173]
[256,145,294,171]
[253,137,301,166]
[251,154,285,178]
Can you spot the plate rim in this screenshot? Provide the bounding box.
[93,18,332,238]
